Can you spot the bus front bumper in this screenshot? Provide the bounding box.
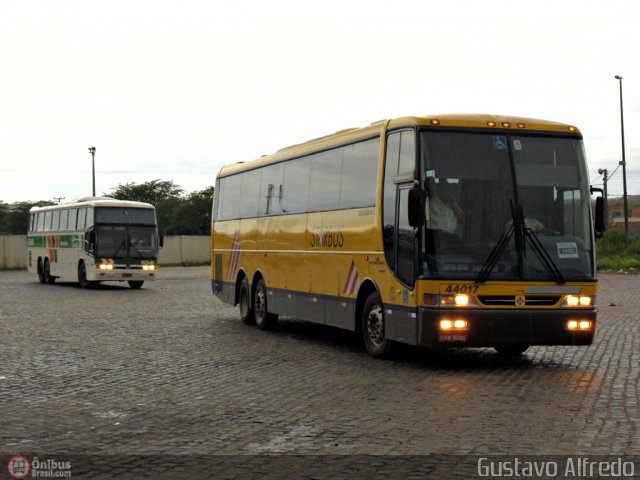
[91,270,157,282]
[416,308,596,348]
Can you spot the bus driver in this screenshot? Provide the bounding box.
[427,180,465,235]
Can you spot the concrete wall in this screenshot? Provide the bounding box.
[0,235,210,269]
[157,236,210,265]
[0,235,28,269]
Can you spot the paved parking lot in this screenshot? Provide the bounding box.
[1,267,638,478]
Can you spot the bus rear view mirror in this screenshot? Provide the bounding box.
[408,187,426,228]
[594,196,605,238]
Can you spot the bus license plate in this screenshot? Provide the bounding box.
[122,273,132,278]
[439,333,468,342]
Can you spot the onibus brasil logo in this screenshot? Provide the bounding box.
[7,455,72,478]
[7,455,30,479]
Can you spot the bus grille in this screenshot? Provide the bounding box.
[478,296,561,307]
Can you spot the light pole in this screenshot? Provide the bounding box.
[88,147,96,197]
[614,75,629,246]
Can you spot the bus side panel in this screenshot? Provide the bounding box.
[211,219,241,305]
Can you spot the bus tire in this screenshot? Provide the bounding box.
[239,276,255,325]
[254,279,277,330]
[494,345,529,357]
[44,259,56,284]
[38,258,46,284]
[361,292,394,358]
[128,281,144,289]
[78,262,93,289]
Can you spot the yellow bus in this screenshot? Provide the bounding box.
[211,114,604,358]
[28,197,161,289]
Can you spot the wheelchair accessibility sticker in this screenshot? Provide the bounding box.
[493,135,507,150]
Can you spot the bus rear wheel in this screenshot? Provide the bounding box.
[44,259,56,284]
[239,276,255,325]
[254,279,277,330]
[128,281,144,289]
[362,292,394,358]
[38,258,46,284]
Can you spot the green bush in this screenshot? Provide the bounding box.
[596,227,640,271]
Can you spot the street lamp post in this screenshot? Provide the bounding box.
[88,147,96,197]
[614,75,629,247]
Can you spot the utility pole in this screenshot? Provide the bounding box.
[614,75,629,246]
[88,147,96,197]
[53,196,65,204]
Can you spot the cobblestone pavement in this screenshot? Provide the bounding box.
[0,268,638,477]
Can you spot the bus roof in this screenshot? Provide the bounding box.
[29,197,155,213]
[217,113,581,178]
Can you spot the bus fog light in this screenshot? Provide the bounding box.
[440,319,468,331]
[440,319,453,330]
[567,320,592,331]
[453,319,468,329]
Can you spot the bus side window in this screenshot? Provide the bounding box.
[44,211,52,232]
[60,209,69,231]
[77,208,86,230]
[68,208,78,230]
[37,212,45,232]
[86,208,94,228]
[52,210,61,231]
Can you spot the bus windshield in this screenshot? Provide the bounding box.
[94,225,158,259]
[95,207,156,225]
[420,131,594,282]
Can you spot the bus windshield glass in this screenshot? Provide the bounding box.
[95,207,156,225]
[420,131,594,281]
[94,225,158,258]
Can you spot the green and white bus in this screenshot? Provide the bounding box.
[27,197,161,289]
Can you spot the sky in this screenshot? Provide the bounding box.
[1,0,639,203]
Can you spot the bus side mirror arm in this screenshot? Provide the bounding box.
[408,187,426,228]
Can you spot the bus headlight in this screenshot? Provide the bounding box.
[562,295,593,307]
[439,294,476,307]
[142,264,156,271]
[98,264,113,270]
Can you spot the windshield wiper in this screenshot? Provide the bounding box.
[111,239,127,258]
[476,223,515,284]
[524,227,565,284]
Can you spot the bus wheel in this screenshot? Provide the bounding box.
[128,281,144,289]
[239,276,255,325]
[44,259,56,284]
[494,345,529,357]
[78,262,93,289]
[362,292,394,358]
[38,259,46,284]
[254,279,277,330]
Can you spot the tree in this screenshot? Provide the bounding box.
[164,186,214,235]
[108,179,184,206]
[106,181,213,235]
[0,201,55,234]
[0,201,8,234]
